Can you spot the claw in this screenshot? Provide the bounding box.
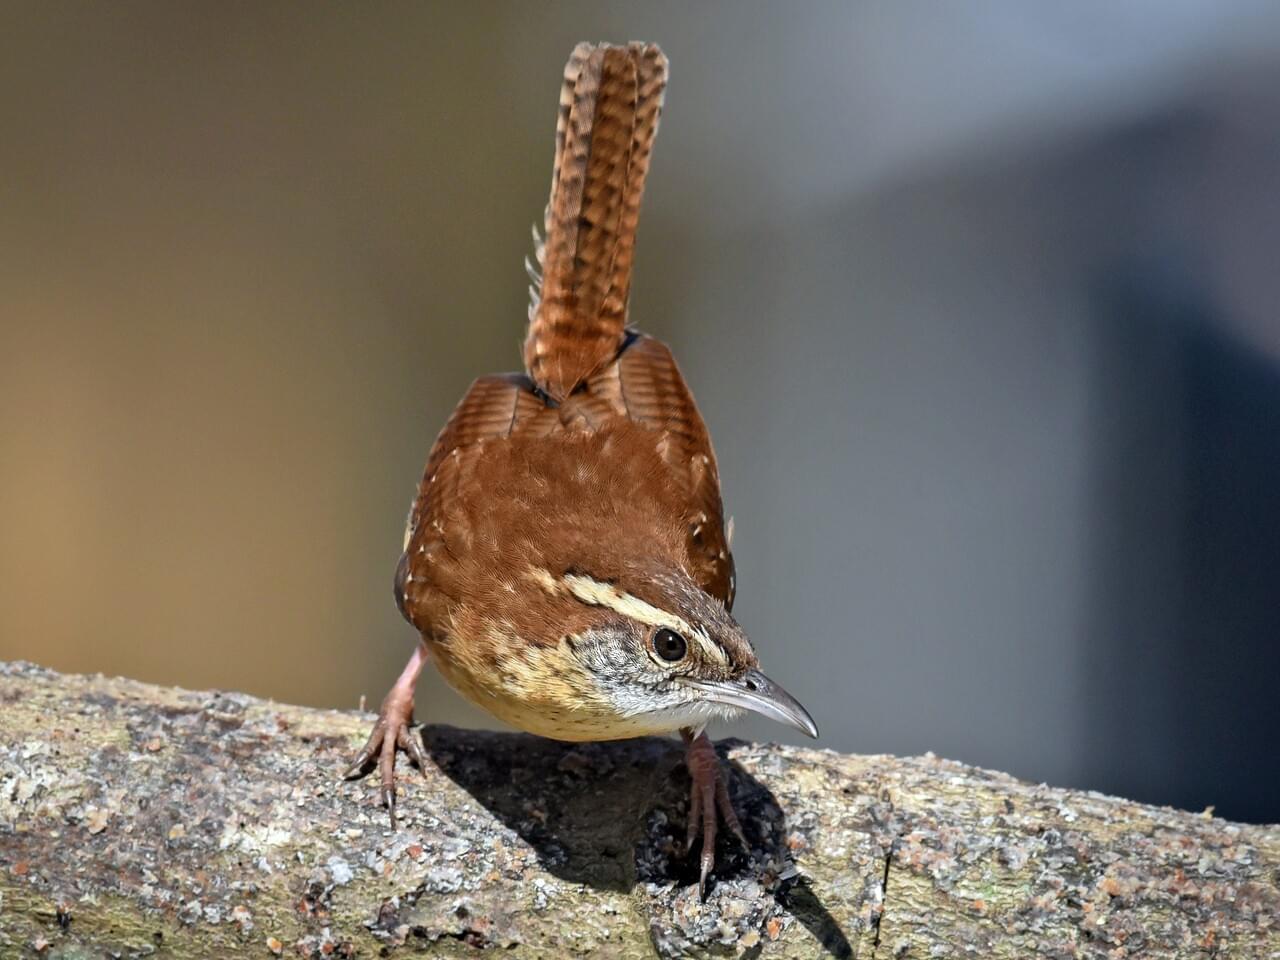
[397,724,428,773]
[342,730,380,780]
[685,774,703,855]
[681,728,745,899]
[379,721,399,825]
[383,787,397,828]
[344,643,429,828]
[715,773,748,849]
[698,773,716,898]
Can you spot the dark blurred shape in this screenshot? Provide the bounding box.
[1086,268,1280,823]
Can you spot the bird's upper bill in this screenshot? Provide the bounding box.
[679,669,819,738]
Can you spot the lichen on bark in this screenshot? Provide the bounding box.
[0,661,1275,958]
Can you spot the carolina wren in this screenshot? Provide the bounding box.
[346,41,817,895]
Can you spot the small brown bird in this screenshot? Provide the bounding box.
[346,41,817,895]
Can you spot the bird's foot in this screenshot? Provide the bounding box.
[343,644,428,828]
[682,728,747,898]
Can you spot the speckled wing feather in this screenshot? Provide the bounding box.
[395,374,547,627]
[524,43,668,402]
[597,336,736,608]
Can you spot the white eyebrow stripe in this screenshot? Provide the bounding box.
[553,572,727,667]
[563,574,692,634]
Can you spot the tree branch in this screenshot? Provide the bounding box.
[0,661,1275,958]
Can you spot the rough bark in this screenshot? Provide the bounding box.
[0,661,1275,959]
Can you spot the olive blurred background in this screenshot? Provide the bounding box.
[2,3,1278,823]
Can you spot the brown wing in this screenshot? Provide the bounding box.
[395,374,550,626]
[401,373,548,546]
[597,335,736,607]
[396,336,735,624]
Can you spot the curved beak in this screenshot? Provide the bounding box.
[682,669,819,738]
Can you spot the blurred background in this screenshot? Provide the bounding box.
[2,2,1278,824]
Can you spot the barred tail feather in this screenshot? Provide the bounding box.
[523,42,668,402]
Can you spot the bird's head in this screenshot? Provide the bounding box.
[515,564,817,740]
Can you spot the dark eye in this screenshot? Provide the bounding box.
[653,628,687,662]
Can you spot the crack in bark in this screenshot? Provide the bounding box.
[869,844,894,960]
[867,782,901,960]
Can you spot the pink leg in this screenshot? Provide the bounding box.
[682,727,747,898]
[344,641,429,827]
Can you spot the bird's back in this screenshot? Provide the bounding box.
[396,335,735,628]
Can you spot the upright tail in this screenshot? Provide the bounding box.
[523,42,668,403]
